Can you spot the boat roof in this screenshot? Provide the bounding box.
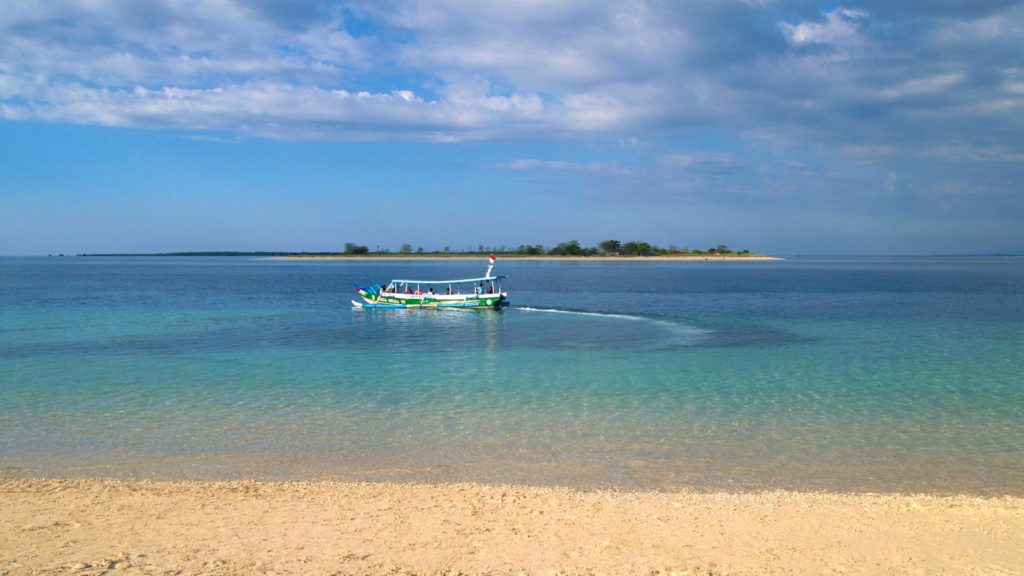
[390,275,507,284]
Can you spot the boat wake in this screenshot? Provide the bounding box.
[515,306,709,345]
[516,306,647,321]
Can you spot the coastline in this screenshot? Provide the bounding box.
[3,478,1021,575]
[267,255,784,262]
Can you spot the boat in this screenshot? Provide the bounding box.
[353,254,508,309]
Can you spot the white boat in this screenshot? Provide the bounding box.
[353,254,508,309]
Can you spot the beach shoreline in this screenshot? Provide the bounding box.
[267,255,784,262]
[3,478,1021,575]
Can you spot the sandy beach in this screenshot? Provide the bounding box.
[268,255,784,262]
[2,479,1022,575]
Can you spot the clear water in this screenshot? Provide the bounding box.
[1,256,1022,495]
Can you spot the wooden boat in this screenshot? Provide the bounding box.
[353,255,508,309]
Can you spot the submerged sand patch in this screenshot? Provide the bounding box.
[1,479,1022,575]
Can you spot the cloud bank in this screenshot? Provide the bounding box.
[1,0,1020,147]
[2,0,1022,250]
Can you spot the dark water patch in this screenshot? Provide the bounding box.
[687,321,812,349]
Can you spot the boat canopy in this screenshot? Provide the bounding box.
[390,275,507,284]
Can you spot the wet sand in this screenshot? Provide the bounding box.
[2,478,1022,575]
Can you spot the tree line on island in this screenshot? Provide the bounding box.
[342,240,756,257]
[79,242,759,258]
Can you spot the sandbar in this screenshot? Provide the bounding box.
[2,478,1021,574]
[269,255,783,262]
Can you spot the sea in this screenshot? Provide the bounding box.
[1,256,1022,495]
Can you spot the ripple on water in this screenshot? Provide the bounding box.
[2,257,1023,494]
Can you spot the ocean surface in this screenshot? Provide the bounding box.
[1,256,1022,495]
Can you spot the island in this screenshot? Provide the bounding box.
[81,240,782,261]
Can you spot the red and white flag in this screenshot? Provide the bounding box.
[489,254,496,265]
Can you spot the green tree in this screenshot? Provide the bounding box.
[400,243,413,254]
[516,244,544,255]
[548,240,582,256]
[598,239,621,254]
[622,241,652,255]
[344,242,369,255]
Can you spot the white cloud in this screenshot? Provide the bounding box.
[1,77,593,141]
[0,0,1020,165]
[503,159,619,173]
[380,0,691,93]
[1003,68,1024,95]
[779,8,867,47]
[661,152,738,168]
[920,143,1024,163]
[877,73,965,99]
[933,12,1024,44]
[0,1,703,139]
[297,16,370,67]
[884,172,898,193]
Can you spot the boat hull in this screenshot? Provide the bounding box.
[353,290,507,309]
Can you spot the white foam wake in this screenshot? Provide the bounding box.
[515,306,710,340]
[516,306,645,321]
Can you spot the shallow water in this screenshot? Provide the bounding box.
[1,256,1022,494]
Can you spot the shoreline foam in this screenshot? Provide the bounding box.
[2,478,1021,574]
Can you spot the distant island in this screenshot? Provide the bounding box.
[80,240,779,260]
[80,251,324,257]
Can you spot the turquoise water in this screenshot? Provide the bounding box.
[1,256,1022,494]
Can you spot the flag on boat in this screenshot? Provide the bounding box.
[489,254,496,265]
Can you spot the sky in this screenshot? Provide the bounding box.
[1,0,1022,255]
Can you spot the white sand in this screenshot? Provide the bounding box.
[2,479,1022,575]
[268,255,783,261]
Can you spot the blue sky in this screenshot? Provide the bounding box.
[1,0,1022,255]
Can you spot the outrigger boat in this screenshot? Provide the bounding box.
[353,254,508,309]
